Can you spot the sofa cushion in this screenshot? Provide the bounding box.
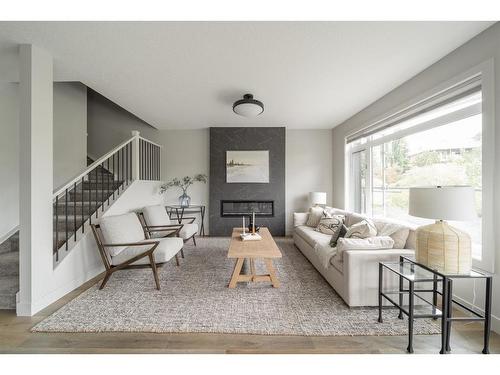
[142,205,171,226]
[111,237,183,266]
[345,212,370,227]
[336,236,395,260]
[305,206,324,227]
[294,225,331,249]
[293,212,309,227]
[99,213,145,256]
[345,219,377,239]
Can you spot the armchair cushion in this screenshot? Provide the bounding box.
[111,237,183,266]
[142,205,172,226]
[179,223,198,239]
[99,213,145,256]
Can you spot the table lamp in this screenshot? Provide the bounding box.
[309,192,327,207]
[409,186,476,274]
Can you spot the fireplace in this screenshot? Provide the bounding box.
[221,200,274,217]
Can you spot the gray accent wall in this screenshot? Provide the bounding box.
[209,127,286,236]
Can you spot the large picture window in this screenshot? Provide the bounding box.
[348,84,484,261]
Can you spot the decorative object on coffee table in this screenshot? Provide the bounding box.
[309,191,327,207]
[160,174,207,208]
[409,186,476,274]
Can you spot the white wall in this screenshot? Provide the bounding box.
[53,82,87,189]
[331,23,500,333]
[0,83,20,243]
[0,82,87,243]
[286,129,333,235]
[157,129,210,233]
[87,89,159,159]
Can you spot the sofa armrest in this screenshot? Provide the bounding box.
[342,248,415,306]
[293,212,309,227]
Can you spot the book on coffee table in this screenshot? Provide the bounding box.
[240,232,262,241]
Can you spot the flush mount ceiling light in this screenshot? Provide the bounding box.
[233,93,264,117]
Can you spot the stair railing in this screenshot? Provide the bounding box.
[52,131,162,260]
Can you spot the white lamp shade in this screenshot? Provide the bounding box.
[309,192,327,206]
[409,186,476,221]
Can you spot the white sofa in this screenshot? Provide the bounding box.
[293,208,416,307]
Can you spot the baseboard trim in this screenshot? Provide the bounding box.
[0,225,19,246]
[16,263,104,316]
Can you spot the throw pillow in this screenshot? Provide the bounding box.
[345,219,377,239]
[330,224,348,247]
[315,214,345,236]
[375,221,411,249]
[305,206,324,227]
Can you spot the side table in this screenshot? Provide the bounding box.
[166,205,206,236]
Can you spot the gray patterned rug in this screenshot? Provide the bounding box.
[33,237,440,336]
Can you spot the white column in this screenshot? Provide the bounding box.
[131,130,140,180]
[17,44,53,316]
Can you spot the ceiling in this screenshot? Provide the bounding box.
[0,21,494,129]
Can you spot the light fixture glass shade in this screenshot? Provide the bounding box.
[309,192,327,206]
[409,186,476,221]
[233,94,264,117]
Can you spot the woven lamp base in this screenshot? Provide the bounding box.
[416,220,472,274]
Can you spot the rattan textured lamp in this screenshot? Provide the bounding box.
[409,186,476,274]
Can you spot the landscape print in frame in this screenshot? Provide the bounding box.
[226,150,269,183]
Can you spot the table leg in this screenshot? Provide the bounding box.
[432,274,438,319]
[264,258,280,288]
[483,277,492,354]
[440,277,448,354]
[200,206,205,236]
[446,279,453,352]
[378,263,383,323]
[174,208,181,224]
[398,273,404,319]
[249,258,256,281]
[228,258,244,288]
[407,281,414,354]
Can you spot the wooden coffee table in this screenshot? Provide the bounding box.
[227,227,282,288]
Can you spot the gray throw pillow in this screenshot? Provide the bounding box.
[330,224,348,247]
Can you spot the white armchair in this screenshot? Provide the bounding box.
[140,205,199,248]
[91,212,184,290]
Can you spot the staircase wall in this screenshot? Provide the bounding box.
[87,89,159,160]
[0,82,88,242]
[25,180,163,315]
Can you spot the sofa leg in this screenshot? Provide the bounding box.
[192,235,197,246]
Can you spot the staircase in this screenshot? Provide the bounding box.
[0,232,19,309]
[53,160,125,251]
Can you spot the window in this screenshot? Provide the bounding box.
[348,86,484,261]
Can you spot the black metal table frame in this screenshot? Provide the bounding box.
[379,256,492,354]
[378,260,443,353]
[166,205,206,236]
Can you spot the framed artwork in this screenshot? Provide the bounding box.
[226,150,269,183]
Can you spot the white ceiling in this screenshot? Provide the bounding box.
[0,21,494,129]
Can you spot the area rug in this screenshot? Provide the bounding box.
[32,237,440,336]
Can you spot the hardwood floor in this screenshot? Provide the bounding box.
[0,273,498,354]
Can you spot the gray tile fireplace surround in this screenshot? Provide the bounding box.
[209,127,285,236]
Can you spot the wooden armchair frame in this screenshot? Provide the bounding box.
[91,223,182,290]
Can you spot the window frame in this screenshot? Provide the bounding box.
[344,60,495,273]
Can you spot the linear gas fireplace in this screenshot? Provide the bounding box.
[221,200,274,217]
